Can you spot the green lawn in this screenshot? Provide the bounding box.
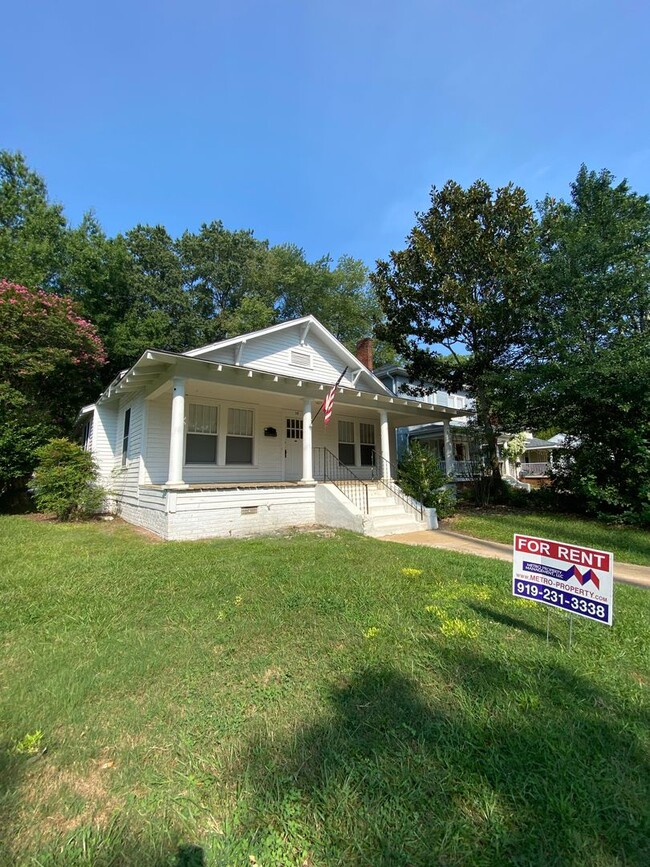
[1,516,649,866]
[448,508,650,566]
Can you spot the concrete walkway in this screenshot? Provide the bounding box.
[379,528,650,589]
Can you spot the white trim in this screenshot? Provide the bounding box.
[183,315,394,396]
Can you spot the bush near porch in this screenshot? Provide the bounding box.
[1,517,648,866]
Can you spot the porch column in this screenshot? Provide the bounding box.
[443,420,455,476]
[301,398,314,483]
[166,376,187,487]
[379,409,391,480]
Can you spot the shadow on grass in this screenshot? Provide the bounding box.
[466,602,555,640]
[235,659,650,866]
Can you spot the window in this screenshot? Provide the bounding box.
[359,422,375,466]
[454,442,466,462]
[286,418,303,440]
[186,403,218,464]
[226,408,254,464]
[82,419,92,451]
[338,420,355,465]
[121,408,131,467]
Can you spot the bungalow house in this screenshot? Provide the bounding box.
[78,316,466,541]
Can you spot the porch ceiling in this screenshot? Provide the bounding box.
[100,349,468,423]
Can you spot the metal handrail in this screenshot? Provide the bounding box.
[313,447,369,515]
[371,450,424,520]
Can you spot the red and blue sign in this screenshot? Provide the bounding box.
[513,535,614,626]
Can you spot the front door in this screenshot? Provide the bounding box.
[284,418,303,481]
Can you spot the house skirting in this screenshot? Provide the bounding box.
[117,484,317,541]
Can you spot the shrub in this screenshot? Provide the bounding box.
[30,438,105,520]
[398,441,456,518]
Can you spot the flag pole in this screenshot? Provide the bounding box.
[311,366,348,426]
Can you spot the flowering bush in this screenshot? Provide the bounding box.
[0,280,106,495]
[0,279,106,375]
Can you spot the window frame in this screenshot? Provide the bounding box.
[225,406,255,466]
[121,407,131,467]
[359,421,376,467]
[184,401,219,466]
[183,400,257,468]
[337,418,356,467]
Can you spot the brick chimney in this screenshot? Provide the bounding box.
[355,337,374,371]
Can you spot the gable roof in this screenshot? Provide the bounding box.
[184,315,393,395]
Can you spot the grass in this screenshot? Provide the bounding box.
[0,515,648,866]
[448,508,650,566]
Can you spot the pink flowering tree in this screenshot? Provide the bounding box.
[0,279,106,497]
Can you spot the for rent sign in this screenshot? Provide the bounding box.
[513,535,614,626]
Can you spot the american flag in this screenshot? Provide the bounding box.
[322,384,337,425]
[319,366,348,426]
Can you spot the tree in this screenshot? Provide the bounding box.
[523,166,650,521]
[0,151,67,288]
[371,179,539,492]
[397,441,456,517]
[109,225,203,367]
[178,220,275,339]
[0,280,106,496]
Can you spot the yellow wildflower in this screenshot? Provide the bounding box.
[363,627,380,639]
[401,567,423,577]
[440,618,479,639]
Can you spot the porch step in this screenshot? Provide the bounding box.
[370,512,423,531]
[365,484,427,536]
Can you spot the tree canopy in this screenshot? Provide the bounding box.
[524,166,650,521]
[372,179,540,487]
[0,151,385,379]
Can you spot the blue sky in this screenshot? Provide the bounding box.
[3,0,649,267]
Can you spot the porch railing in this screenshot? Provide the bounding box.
[437,459,474,479]
[313,447,369,515]
[519,461,551,477]
[371,451,424,520]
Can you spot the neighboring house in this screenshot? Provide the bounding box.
[373,364,474,479]
[373,364,567,486]
[78,317,466,541]
[500,433,568,487]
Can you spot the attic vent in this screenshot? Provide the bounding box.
[290,350,312,369]
[241,506,258,516]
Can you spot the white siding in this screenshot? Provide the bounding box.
[195,330,371,390]
[91,404,118,486]
[111,393,145,508]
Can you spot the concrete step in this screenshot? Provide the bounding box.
[370,512,424,533]
[368,502,408,517]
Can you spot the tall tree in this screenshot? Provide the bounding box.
[371,179,539,488]
[0,151,67,288]
[178,220,275,339]
[109,225,201,367]
[524,166,650,520]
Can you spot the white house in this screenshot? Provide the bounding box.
[78,316,466,541]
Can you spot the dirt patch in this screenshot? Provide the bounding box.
[10,758,122,849]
